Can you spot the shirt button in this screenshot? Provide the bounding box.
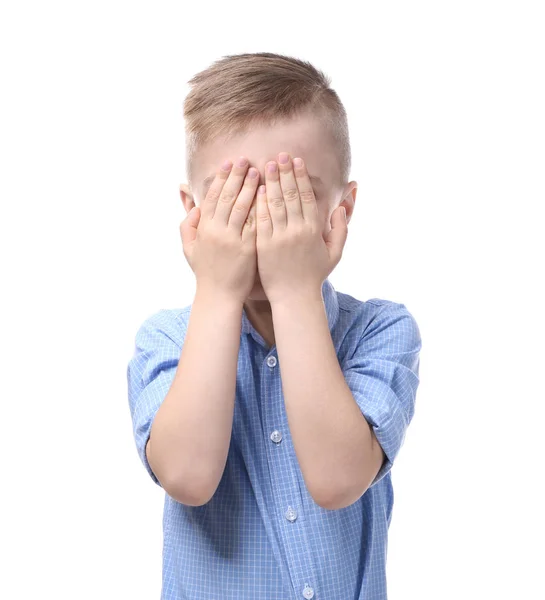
[266,355,277,368]
[270,430,283,444]
[302,583,315,599]
[285,506,297,522]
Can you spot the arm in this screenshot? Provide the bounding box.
[271,293,385,510]
[147,288,243,506]
[130,155,258,503]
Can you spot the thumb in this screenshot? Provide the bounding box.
[324,206,348,265]
[180,206,200,245]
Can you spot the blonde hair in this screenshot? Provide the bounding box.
[183,52,351,189]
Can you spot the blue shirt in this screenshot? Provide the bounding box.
[127,278,422,600]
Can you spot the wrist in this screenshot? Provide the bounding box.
[194,285,245,312]
[268,287,324,310]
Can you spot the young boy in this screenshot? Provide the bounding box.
[127,52,422,600]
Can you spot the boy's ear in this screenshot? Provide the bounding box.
[179,183,197,215]
[340,181,358,224]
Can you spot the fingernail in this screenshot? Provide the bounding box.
[267,162,277,173]
[278,153,289,164]
[293,158,303,168]
[222,159,232,171]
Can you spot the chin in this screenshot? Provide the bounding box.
[246,280,269,301]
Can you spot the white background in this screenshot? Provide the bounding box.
[1,1,543,598]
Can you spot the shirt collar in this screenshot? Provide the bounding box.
[241,278,340,342]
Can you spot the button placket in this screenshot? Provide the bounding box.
[265,352,312,597]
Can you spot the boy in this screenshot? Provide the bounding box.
[127,52,421,600]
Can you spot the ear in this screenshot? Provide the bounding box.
[179,183,197,216]
[339,181,357,224]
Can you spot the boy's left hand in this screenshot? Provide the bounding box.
[255,152,348,305]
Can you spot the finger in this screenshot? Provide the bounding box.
[242,194,257,244]
[256,184,272,239]
[213,156,251,225]
[292,157,319,224]
[179,206,200,247]
[277,152,303,224]
[264,160,286,231]
[228,166,260,233]
[200,159,233,221]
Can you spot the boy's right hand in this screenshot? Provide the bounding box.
[180,157,259,305]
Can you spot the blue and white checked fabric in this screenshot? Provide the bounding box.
[127,278,421,600]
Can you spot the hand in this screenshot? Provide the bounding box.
[180,157,258,305]
[255,152,348,305]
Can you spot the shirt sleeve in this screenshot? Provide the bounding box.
[126,309,187,487]
[341,302,422,488]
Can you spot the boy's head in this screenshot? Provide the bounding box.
[179,52,358,301]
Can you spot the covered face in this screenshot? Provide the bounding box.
[180,109,357,301]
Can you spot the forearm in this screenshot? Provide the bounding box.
[271,291,376,508]
[148,287,242,505]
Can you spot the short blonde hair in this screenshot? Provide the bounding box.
[183,52,351,189]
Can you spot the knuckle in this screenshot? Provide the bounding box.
[268,195,284,208]
[232,200,249,214]
[205,186,221,202]
[219,189,237,204]
[283,187,299,202]
[299,189,315,203]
